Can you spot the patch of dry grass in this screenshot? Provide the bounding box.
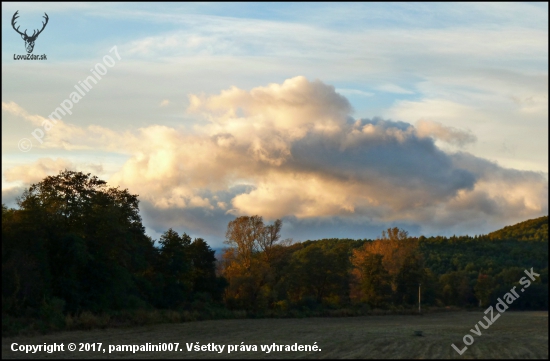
[2,311,548,359]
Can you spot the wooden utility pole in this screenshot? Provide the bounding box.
[418,283,421,314]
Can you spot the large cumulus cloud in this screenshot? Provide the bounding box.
[2,76,547,244]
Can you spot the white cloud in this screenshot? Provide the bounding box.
[336,88,374,97]
[415,119,476,147]
[2,3,547,247]
[377,84,414,94]
[4,158,74,185]
[3,77,547,244]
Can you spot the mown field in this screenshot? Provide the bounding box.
[2,311,548,359]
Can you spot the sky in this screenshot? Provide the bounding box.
[2,2,548,247]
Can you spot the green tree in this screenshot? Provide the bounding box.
[157,229,193,308]
[439,271,476,306]
[190,238,226,302]
[2,204,51,315]
[283,241,350,307]
[11,170,155,313]
[394,252,426,305]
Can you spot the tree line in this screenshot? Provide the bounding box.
[2,171,226,321]
[220,219,548,312]
[2,171,548,333]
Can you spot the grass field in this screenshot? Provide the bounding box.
[2,311,548,359]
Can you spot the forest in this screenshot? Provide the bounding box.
[2,171,548,335]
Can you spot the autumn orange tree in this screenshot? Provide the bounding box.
[221,215,283,310]
[351,227,425,307]
[350,253,392,307]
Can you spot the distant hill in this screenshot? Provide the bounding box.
[487,215,548,242]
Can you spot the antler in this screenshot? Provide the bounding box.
[11,10,26,37]
[33,13,49,38]
[11,11,49,40]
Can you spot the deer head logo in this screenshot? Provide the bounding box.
[12,11,49,54]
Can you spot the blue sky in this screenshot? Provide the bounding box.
[2,2,548,247]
